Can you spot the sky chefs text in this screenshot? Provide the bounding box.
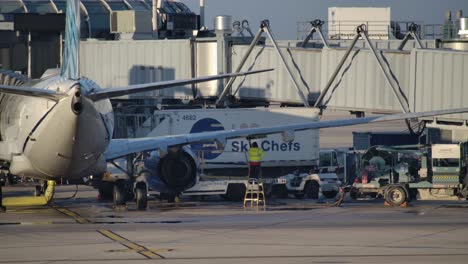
[231,140,301,152]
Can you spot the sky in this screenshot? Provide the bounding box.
[179,0,468,39]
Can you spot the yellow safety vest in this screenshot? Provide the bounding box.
[248,147,265,162]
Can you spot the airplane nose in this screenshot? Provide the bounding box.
[71,86,83,114]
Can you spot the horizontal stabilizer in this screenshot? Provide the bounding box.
[88,69,273,101]
[0,85,66,100]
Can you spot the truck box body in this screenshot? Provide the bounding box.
[146,108,320,170]
[353,131,419,151]
[328,7,391,39]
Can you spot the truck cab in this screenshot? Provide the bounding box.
[319,148,356,184]
[279,171,341,199]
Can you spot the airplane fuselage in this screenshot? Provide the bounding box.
[0,76,114,180]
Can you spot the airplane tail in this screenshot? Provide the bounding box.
[60,0,80,80]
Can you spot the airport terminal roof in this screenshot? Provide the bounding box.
[0,0,194,14]
[0,0,194,38]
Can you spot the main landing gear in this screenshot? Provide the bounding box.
[112,179,148,210]
[97,173,148,211]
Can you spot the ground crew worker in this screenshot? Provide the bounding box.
[247,142,265,179]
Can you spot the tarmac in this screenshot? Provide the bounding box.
[0,112,455,264]
[1,184,468,264]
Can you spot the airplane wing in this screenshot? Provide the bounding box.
[0,84,66,100]
[87,69,273,101]
[104,107,468,160]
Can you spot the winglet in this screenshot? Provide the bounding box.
[60,0,80,80]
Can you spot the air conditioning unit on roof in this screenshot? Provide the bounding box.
[110,10,152,34]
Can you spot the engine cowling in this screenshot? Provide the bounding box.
[158,146,198,192]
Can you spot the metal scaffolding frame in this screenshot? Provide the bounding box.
[216,20,311,107]
[397,23,424,50]
[300,19,329,49]
[314,24,411,114]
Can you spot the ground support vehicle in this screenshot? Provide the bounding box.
[102,155,287,204]
[352,143,468,206]
[279,172,341,199]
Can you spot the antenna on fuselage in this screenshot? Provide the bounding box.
[60,0,80,80]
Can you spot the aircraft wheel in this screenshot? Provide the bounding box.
[98,181,114,201]
[113,180,127,207]
[225,183,246,201]
[135,182,148,210]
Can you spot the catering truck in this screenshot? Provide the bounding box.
[145,107,321,177]
[352,143,468,206]
[104,107,331,202]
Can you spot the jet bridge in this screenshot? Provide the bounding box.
[225,22,468,124]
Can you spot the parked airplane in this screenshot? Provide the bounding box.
[1,0,467,211]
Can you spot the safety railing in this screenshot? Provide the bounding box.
[297,20,436,40]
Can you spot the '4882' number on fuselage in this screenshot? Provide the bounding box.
[182,115,197,121]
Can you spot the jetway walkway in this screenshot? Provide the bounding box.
[228,22,468,123]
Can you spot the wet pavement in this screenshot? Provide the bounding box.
[1,184,468,264]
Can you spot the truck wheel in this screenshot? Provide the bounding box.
[385,186,407,206]
[305,181,320,199]
[135,182,147,210]
[350,188,359,200]
[225,183,246,201]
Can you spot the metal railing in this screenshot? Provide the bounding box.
[296,20,445,40]
[421,24,458,39]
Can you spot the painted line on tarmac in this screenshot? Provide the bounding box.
[0,221,56,225]
[97,229,165,259]
[53,207,92,224]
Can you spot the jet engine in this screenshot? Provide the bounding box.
[157,146,198,192]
